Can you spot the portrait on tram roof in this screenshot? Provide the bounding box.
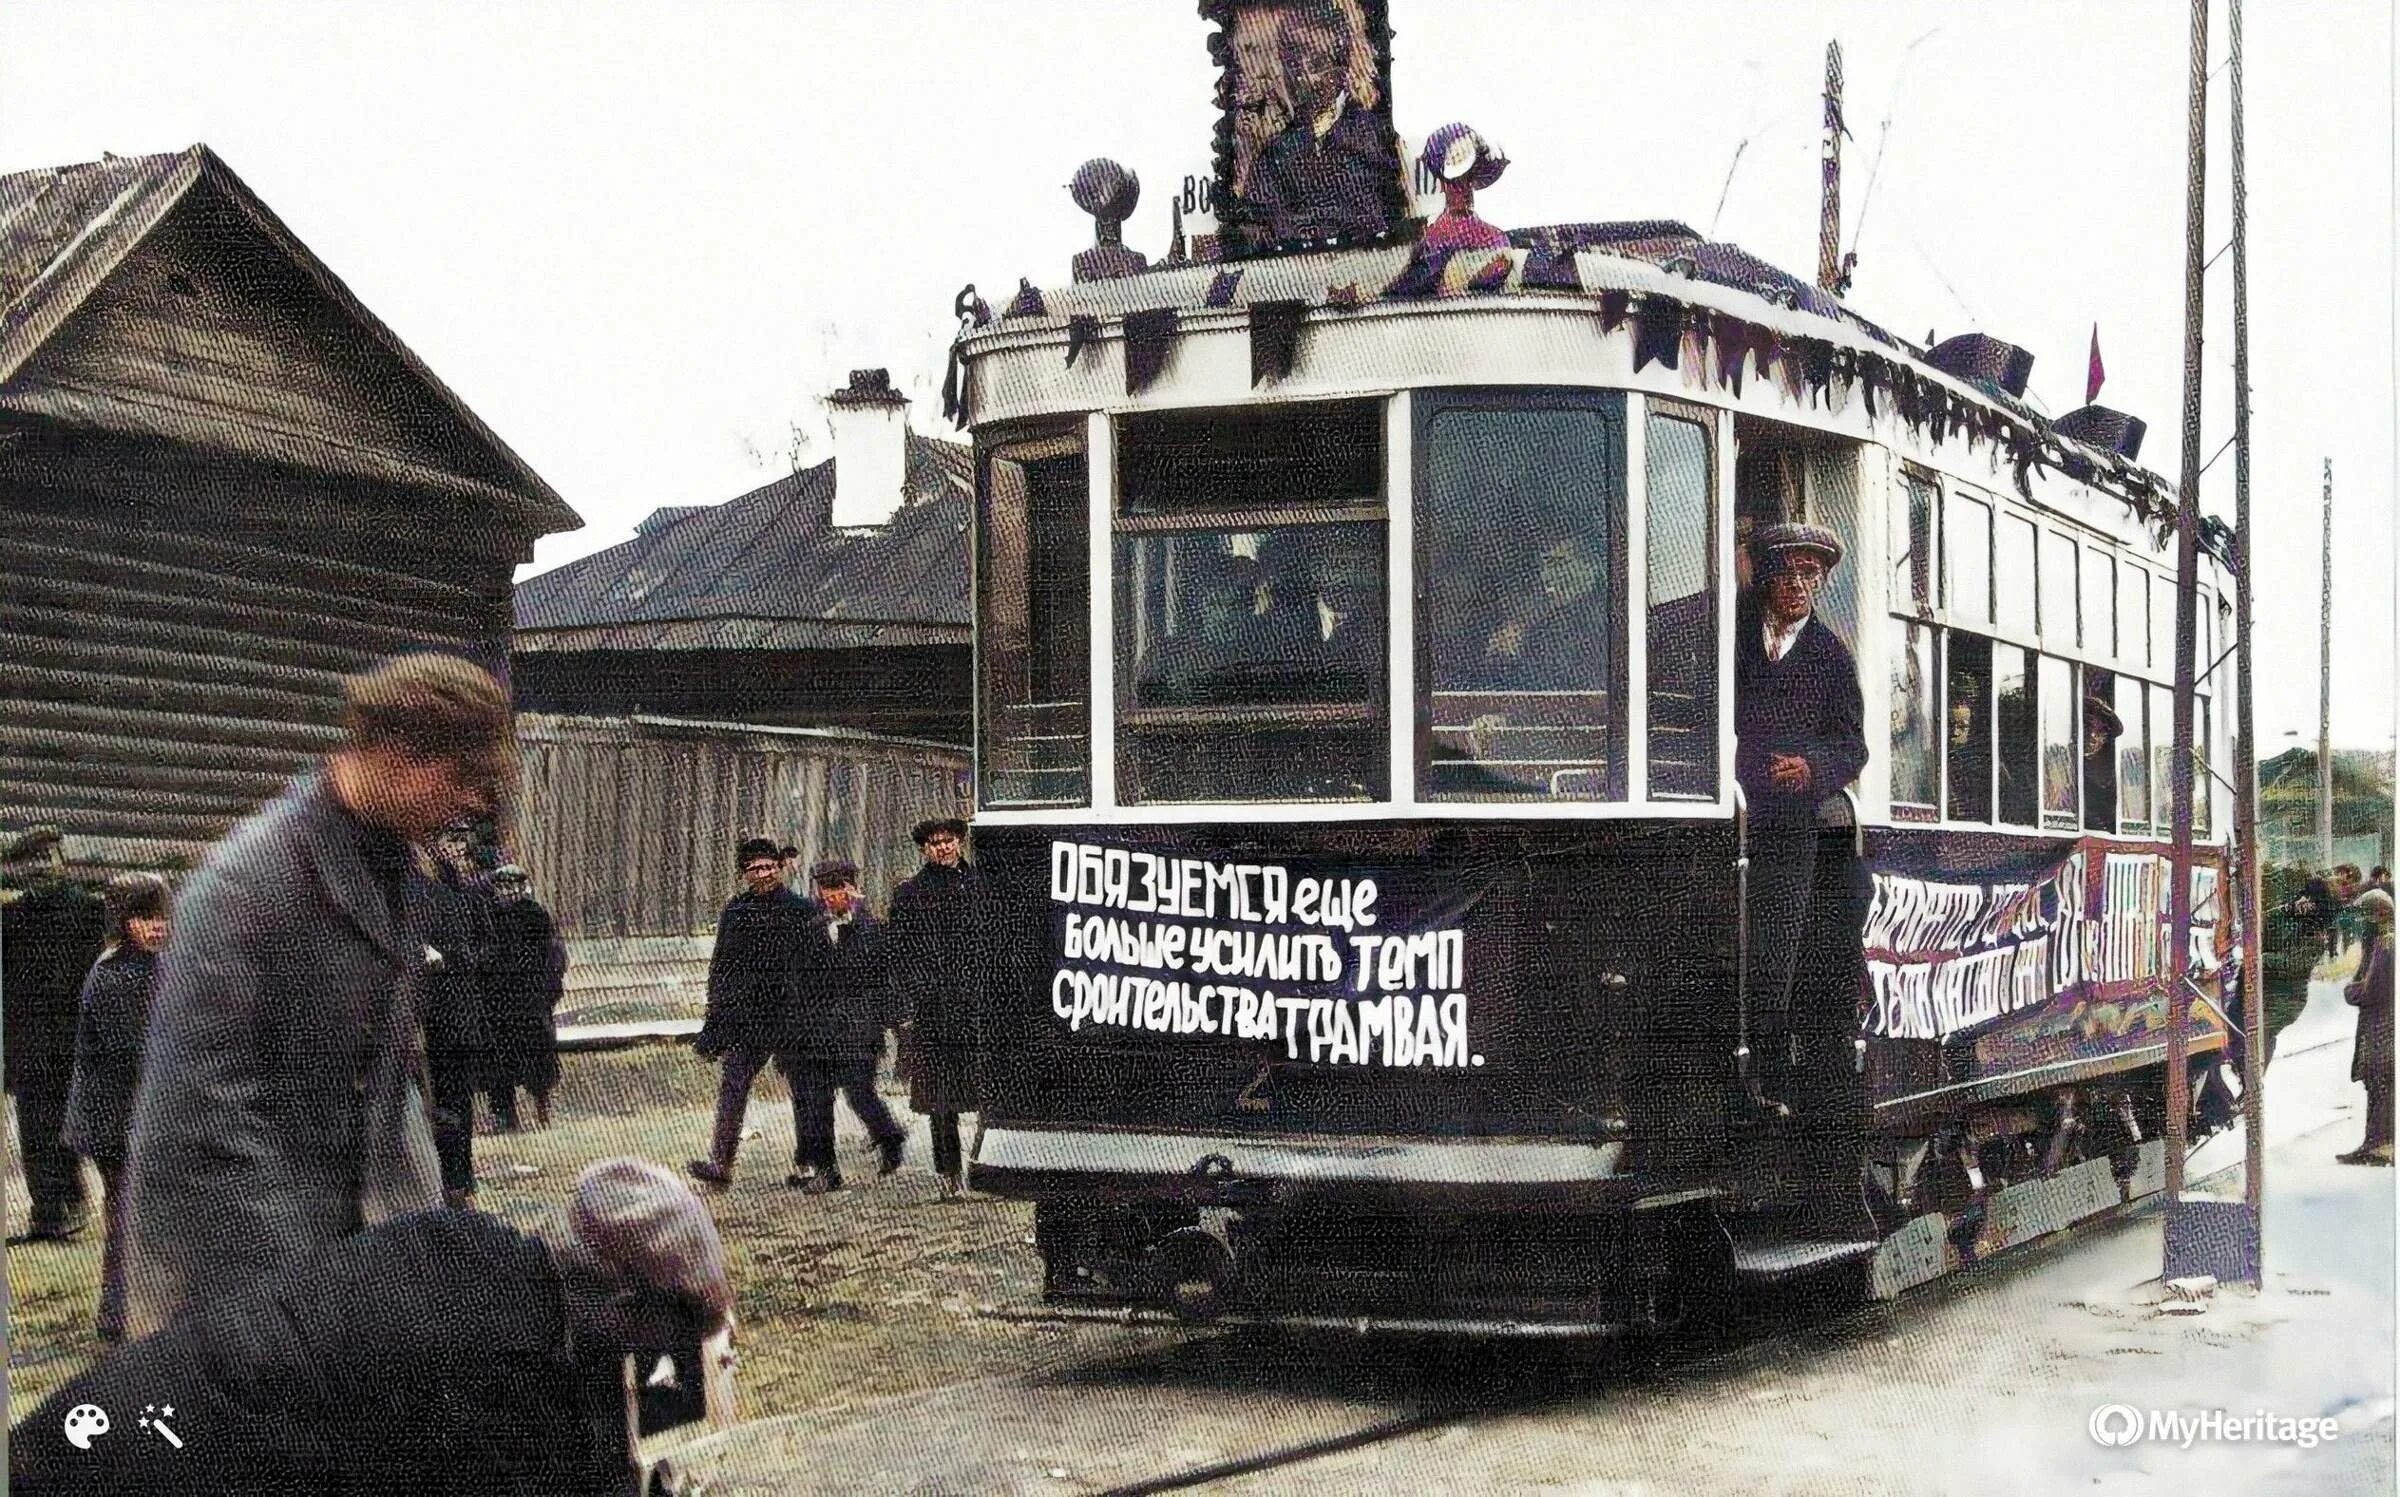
[1206,0,1413,257]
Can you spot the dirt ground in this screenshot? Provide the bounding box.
[5,1042,1135,1421]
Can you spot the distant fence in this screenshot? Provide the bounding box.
[514,713,970,940]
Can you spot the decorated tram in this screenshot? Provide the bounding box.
[952,1,2237,1335]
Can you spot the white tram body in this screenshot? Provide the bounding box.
[955,231,2238,1332]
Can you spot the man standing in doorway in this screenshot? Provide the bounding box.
[890,818,979,1200]
[1733,523,1869,1127]
[689,837,811,1185]
[4,826,107,1244]
[120,653,512,1337]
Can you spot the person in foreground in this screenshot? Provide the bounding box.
[10,1158,735,1496]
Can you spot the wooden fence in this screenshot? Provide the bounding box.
[513,712,971,939]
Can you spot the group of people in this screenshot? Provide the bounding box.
[10,653,736,1495]
[689,816,980,1200]
[2277,860,2398,1167]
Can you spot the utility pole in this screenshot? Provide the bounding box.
[1818,41,1847,294]
[2162,0,2207,1215]
[2230,0,2266,1277]
[2319,458,2335,869]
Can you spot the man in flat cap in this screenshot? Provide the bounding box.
[10,1157,735,1495]
[689,836,813,1185]
[889,818,979,1198]
[121,653,514,1336]
[1734,524,1869,1136]
[3,825,106,1243]
[779,856,908,1192]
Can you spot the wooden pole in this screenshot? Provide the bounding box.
[1818,41,1845,293]
[2230,0,2267,1263]
[2319,458,2335,869]
[2164,0,2209,1209]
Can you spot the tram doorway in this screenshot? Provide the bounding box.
[1733,416,1865,653]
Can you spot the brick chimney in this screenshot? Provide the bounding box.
[826,368,910,529]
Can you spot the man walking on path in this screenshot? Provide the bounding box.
[3,824,106,1244]
[120,652,511,1338]
[780,857,907,1193]
[689,837,813,1185]
[485,863,568,1130]
[61,872,173,1342]
[888,818,980,1199]
[2340,887,2394,1166]
[423,826,494,1204]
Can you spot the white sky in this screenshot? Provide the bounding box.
[4,0,2391,748]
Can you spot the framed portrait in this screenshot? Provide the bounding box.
[1205,0,1415,258]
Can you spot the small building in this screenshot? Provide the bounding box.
[0,145,579,870]
[511,369,973,743]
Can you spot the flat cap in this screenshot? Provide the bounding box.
[568,1159,733,1326]
[3,825,63,862]
[1753,521,1845,572]
[736,836,782,869]
[810,856,859,886]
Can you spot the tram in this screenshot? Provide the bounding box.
[953,12,2237,1337]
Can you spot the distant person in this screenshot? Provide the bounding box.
[10,1158,734,1497]
[60,872,172,1342]
[121,653,510,1339]
[1733,523,1868,1123]
[1140,549,1273,706]
[2081,693,2123,832]
[689,837,813,1186]
[1481,532,1609,691]
[779,843,803,888]
[1242,0,1401,245]
[2371,867,2393,897]
[423,828,495,1203]
[2289,864,2360,963]
[485,864,568,1131]
[780,857,907,1193]
[2,824,106,1244]
[890,818,979,1200]
[2339,888,2393,1166]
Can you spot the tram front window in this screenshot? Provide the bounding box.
[1115,402,1387,803]
[1417,391,1627,801]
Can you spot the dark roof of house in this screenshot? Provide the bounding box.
[513,435,972,652]
[0,144,578,533]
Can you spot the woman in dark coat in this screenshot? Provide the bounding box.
[2340,887,2393,1165]
[887,818,978,1198]
[485,864,568,1129]
[60,872,172,1342]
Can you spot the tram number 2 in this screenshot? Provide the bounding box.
[1234,1063,1273,1113]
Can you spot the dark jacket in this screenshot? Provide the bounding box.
[486,895,568,1094]
[695,884,812,1058]
[9,1209,630,1496]
[781,908,894,1066]
[1244,98,1401,245]
[121,773,443,1340]
[1734,599,1869,826]
[2349,933,2392,1085]
[2,879,107,1088]
[421,868,493,1071]
[60,947,157,1167]
[887,862,977,1047]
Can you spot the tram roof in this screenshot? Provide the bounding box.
[959,220,2206,552]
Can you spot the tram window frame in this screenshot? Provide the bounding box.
[1413,387,1629,804]
[1995,512,2038,638]
[2085,544,2117,661]
[1943,490,1993,626]
[1945,631,1994,824]
[2151,681,2176,835]
[976,422,1092,810]
[1994,641,2039,827]
[2038,653,2079,829]
[1890,617,1941,819]
[1645,400,1718,801]
[2041,530,2080,648]
[1112,400,1390,805]
[1892,467,1939,615]
[2121,564,2151,670]
[2116,670,2151,835]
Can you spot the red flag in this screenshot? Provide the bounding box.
[2086,324,2105,405]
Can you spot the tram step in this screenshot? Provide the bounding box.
[1729,1237,1880,1285]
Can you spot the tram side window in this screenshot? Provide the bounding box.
[1418,391,1626,802]
[1891,620,1940,815]
[1944,492,1992,625]
[2151,682,2176,834]
[1646,407,1717,800]
[978,429,1090,808]
[2039,655,2078,828]
[1995,643,2039,827]
[2083,667,2119,833]
[1945,632,1993,823]
[2115,671,2151,835]
[1892,469,1937,613]
[1996,514,2037,638]
[1115,402,1387,804]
